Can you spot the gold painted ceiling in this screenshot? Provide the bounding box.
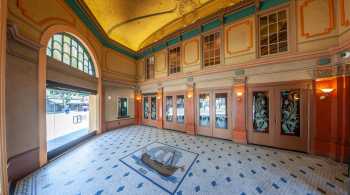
[82,0,241,52]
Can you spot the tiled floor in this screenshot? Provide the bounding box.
[15,126,349,195]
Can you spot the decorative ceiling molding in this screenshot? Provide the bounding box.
[64,0,289,59]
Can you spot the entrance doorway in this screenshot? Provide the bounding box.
[142,94,158,127]
[196,88,232,139]
[163,91,185,132]
[46,87,96,158]
[247,81,310,152]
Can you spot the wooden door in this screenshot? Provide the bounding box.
[247,87,275,147]
[164,94,175,129]
[196,90,212,136]
[273,84,308,152]
[212,89,232,139]
[247,81,310,152]
[142,95,158,127]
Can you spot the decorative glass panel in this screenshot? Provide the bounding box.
[253,91,269,132]
[281,90,300,136]
[151,96,157,120]
[165,96,173,122]
[215,93,228,129]
[199,94,210,127]
[46,33,95,76]
[176,95,185,124]
[144,97,149,119]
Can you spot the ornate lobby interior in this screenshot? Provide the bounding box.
[0,0,349,194]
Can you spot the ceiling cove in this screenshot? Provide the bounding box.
[65,0,288,59]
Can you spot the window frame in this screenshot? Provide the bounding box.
[144,55,155,80]
[46,32,96,76]
[201,28,223,68]
[167,45,182,75]
[257,7,290,58]
[117,96,129,119]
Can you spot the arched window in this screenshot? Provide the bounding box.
[46,33,96,76]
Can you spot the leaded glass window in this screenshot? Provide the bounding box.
[165,96,173,122]
[281,90,300,136]
[176,95,185,124]
[46,33,96,76]
[145,56,155,80]
[253,91,269,132]
[203,31,221,67]
[168,46,181,75]
[259,10,288,56]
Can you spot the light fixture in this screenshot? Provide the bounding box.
[320,88,334,93]
[236,91,243,101]
[187,91,193,98]
[136,95,141,101]
[320,88,334,100]
[107,96,112,100]
[157,95,161,100]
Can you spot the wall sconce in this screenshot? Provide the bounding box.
[187,91,193,98]
[136,95,141,101]
[320,88,334,100]
[236,92,243,101]
[157,95,161,100]
[107,96,112,100]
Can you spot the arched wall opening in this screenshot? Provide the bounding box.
[38,24,102,166]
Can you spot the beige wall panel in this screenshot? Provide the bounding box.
[298,36,339,52]
[105,49,136,76]
[224,17,255,59]
[136,59,145,81]
[104,86,135,122]
[182,37,201,70]
[225,52,256,65]
[246,59,315,84]
[338,0,350,33]
[194,71,234,89]
[297,0,338,50]
[155,49,167,78]
[6,39,39,158]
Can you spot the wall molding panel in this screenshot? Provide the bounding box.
[183,39,200,65]
[225,19,253,56]
[299,0,335,39]
[340,0,350,27]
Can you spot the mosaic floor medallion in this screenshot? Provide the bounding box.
[120,142,199,194]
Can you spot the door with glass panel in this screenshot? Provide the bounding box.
[164,92,185,132]
[247,87,275,147]
[142,95,158,127]
[274,85,308,152]
[196,89,232,139]
[247,82,309,152]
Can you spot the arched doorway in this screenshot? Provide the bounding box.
[38,25,102,166]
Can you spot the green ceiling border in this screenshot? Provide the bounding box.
[224,6,256,24]
[182,28,201,41]
[65,0,139,59]
[202,19,222,32]
[260,0,289,10]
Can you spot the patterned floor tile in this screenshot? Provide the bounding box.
[15,125,349,195]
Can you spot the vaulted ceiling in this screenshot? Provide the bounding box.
[79,0,242,52]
